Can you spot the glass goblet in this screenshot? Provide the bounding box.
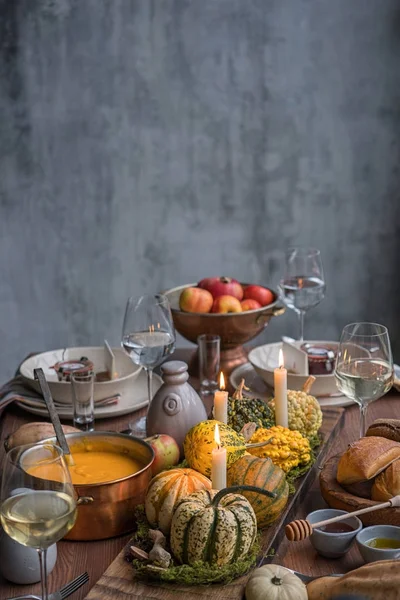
[0,443,77,600]
[278,247,325,341]
[121,293,176,435]
[335,322,394,438]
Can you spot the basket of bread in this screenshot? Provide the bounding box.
[319,419,400,526]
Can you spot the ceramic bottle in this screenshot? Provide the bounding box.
[146,361,207,456]
[0,527,57,584]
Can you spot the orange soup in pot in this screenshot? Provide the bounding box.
[27,450,143,485]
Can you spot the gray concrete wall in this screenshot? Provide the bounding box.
[1,0,399,380]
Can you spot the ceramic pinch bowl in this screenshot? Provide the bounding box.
[306,509,362,558]
[356,525,400,563]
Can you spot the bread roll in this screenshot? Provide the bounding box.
[372,459,400,501]
[337,436,400,485]
[366,419,400,443]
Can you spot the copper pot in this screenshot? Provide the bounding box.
[43,432,154,541]
[163,283,285,380]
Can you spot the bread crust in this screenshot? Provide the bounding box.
[366,419,400,443]
[372,459,400,501]
[337,436,400,485]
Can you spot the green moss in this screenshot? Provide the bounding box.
[127,507,260,585]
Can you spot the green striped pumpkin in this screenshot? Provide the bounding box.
[227,455,289,528]
[145,468,211,534]
[170,487,258,566]
[183,420,247,477]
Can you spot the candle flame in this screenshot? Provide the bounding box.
[278,348,285,369]
[219,372,225,390]
[214,423,221,447]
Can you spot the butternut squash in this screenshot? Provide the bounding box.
[307,559,400,600]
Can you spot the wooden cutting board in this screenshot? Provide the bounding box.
[85,407,345,600]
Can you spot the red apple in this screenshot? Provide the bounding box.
[179,287,213,313]
[145,434,180,476]
[198,276,244,301]
[243,285,274,307]
[241,298,262,311]
[211,295,243,313]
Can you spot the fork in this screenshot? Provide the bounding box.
[284,567,343,583]
[259,557,343,583]
[7,571,89,600]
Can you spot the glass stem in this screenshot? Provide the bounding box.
[298,310,305,342]
[146,367,153,405]
[360,403,368,438]
[38,547,49,600]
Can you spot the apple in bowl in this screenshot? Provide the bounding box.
[198,277,244,301]
[211,295,243,313]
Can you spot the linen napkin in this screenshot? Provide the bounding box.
[0,375,119,415]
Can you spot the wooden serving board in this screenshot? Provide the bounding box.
[85,407,345,600]
[320,454,400,526]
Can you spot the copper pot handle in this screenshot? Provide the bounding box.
[76,496,94,505]
[256,305,285,324]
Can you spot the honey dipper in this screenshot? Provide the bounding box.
[285,495,400,541]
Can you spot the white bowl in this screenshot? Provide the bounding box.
[356,525,400,563]
[248,341,339,398]
[20,347,142,405]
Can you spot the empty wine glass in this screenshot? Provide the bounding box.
[1,443,77,600]
[121,293,176,435]
[335,322,394,438]
[278,247,326,341]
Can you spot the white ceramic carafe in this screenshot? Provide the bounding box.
[0,527,57,584]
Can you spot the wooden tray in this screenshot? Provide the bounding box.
[320,454,400,526]
[85,407,345,600]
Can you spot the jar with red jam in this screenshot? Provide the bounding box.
[300,344,336,376]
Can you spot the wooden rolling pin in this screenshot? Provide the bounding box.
[285,495,400,541]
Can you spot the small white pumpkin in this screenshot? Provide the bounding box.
[245,564,307,600]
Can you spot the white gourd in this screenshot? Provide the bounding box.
[245,564,307,600]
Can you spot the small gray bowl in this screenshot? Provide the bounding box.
[356,525,400,563]
[307,509,362,558]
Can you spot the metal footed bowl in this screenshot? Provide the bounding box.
[163,283,285,380]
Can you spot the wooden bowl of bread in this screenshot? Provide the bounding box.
[320,419,400,526]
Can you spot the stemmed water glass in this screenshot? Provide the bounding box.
[278,247,326,341]
[335,322,394,438]
[122,293,176,435]
[0,443,77,600]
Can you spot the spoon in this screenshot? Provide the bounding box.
[34,368,75,466]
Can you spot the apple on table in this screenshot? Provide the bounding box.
[145,434,180,476]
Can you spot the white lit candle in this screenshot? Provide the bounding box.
[213,372,228,424]
[211,423,227,490]
[274,348,288,427]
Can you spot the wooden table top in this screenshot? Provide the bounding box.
[0,349,399,599]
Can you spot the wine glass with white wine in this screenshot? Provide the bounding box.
[0,443,77,600]
[278,247,326,341]
[122,293,176,435]
[335,322,394,438]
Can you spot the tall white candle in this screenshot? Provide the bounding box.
[211,423,227,490]
[274,348,288,427]
[213,372,228,424]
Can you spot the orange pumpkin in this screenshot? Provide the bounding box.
[227,454,289,528]
[145,468,212,534]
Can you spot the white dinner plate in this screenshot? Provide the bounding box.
[15,370,162,420]
[230,363,354,408]
[19,346,142,404]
